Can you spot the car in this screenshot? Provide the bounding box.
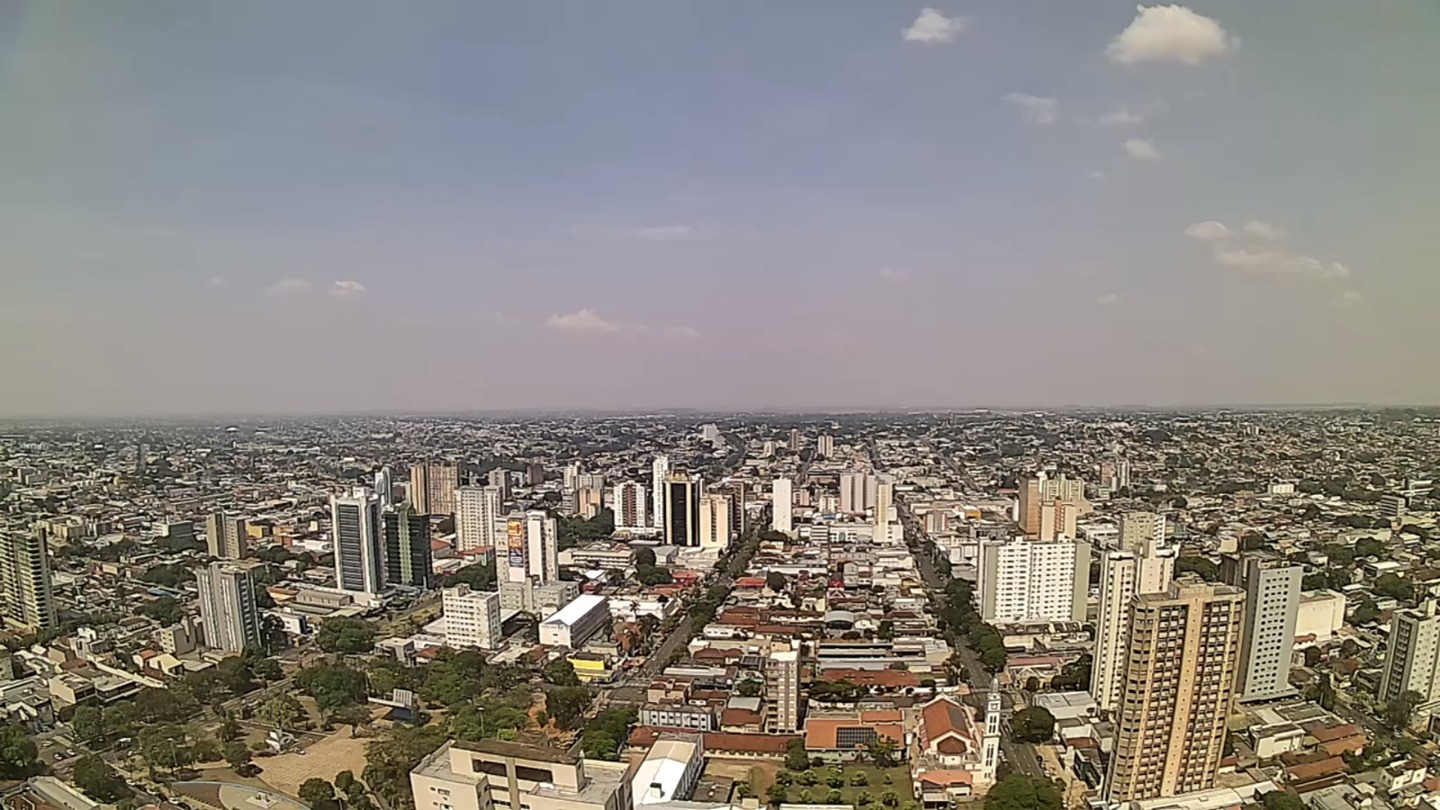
[53,753,65,761]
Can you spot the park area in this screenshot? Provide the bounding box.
[704,759,915,809]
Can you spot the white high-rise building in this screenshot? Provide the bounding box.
[374,467,395,512]
[699,493,733,550]
[0,529,57,632]
[526,511,559,584]
[195,561,263,652]
[981,681,1001,785]
[977,537,1091,623]
[1380,603,1440,716]
[874,480,895,541]
[651,455,670,529]
[331,488,384,594]
[838,472,877,514]
[771,477,793,537]
[563,462,581,492]
[443,585,503,650]
[1091,543,1176,712]
[816,434,834,459]
[1118,511,1166,551]
[612,482,647,531]
[1234,556,1302,703]
[455,485,503,555]
[766,640,800,733]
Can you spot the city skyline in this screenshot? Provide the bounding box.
[3,1,1438,417]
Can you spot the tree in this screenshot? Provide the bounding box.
[138,596,184,626]
[1303,647,1323,668]
[138,724,196,772]
[365,726,449,807]
[297,664,369,719]
[545,659,581,686]
[736,679,763,698]
[1050,653,1091,692]
[1354,537,1386,559]
[766,783,789,807]
[248,655,283,681]
[766,571,787,592]
[223,741,252,772]
[545,686,593,730]
[1011,707,1055,744]
[881,791,900,807]
[984,774,1062,810]
[868,734,899,769]
[1374,573,1414,602]
[635,547,657,567]
[333,704,374,731]
[851,772,870,787]
[0,724,40,779]
[73,755,130,802]
[335,771,359,796]
[317,617,376,654]
[218,711,241,742]
[1174,556,1220,582]
[440,560,497,590]
[72,705,105,744]
[258,692,306,731]
[216,656,258,696]
[785,738,811,771]
[1262,791,1306,810]
[1351,598,1380,625]
[581,730,618,760]
[1383,690,1424,731]
[299,778,336,809]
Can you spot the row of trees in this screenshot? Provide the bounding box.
[935,579,1006,672]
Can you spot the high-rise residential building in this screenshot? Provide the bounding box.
[0,529,57,632]
[442,585,503,650]
[651,455,670,529]
[1037,500,1080,541]
[527,511,559,583]
[195,561,262,652]
[698,493,732,550]
[332,489,385,594]
[838,472,877,514]
[1107,582,1245,802]
[486,468,511,500]
[766,640,801,733]
[576,487,604,520]
[375,467,395,512]
[771,477,793,537]
[1017,477,1044,535]
[1119,511,1167,551]
[456,486,502,556]
[612,482,647,531]
[205,511,249,559]
[1091,543,1176,712]
[788,428,801,451]
[816,434,834,458]
[1017,473,1086,541]
[664,472,702,547]
[384,503,434,589]
[976,537,1090,623]
[1229,555,1302,703]
[563,462,581,492]
[526,463,545,487]
[874,480,895,541]
[1379,603,1440,714]
[410,462,459,516]
[1042,473,1085,504]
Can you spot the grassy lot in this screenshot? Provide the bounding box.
[772,764,914,808]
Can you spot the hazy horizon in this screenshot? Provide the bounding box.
[3,1,1437,418]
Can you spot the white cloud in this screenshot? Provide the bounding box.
[1326,262,1352,279]
[1242,220,1285,240]
[1004,93,1058,125]
[329,280,367,298]
[1213,248,1350,279]
[1095,293,1121,306]
[545,309,698,339]
[1184,221,1229,241]
[546,308,623,333]
[208,275,227,287]
[264,278,311,296]
[878,267,917,283]
[1097,107,1147,127]
[1087,170,1108,181]
[904,8,967,43]
[1123,138,1160,161]
[1107,4,1235,65]
[1342,290,1362,303]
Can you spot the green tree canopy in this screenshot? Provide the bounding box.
[316,617,376,654]
[1011,707,1056,744]
[984,774,1062,810]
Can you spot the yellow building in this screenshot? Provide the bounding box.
[568,651,612,683]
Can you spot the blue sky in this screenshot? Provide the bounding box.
[2,1,1436,416]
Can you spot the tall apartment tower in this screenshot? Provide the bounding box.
[651,455,670,529]
[1017,477,1044,535]
[0,529,57,632]
[1107,582,1245,802]
[195,561,262,652]
[612,482,647,531]
[486,468,511,501]
[771,477,793,537]
[384,503,434,589]
[816,434,834,458]
[525,511,559,584]
[331,489,385,594]
[455,485,503,555]
[205,511,249,559]
[442,585,503,650]
[664,472,701,547]
[766,640,801,733]
[1119,511,1167,551]
[410,462,459,516]
[1380,603,1440,713]
[698,493,733,550]
[1229,555,1302,703]
[977,537,1091,623]
[374,467,395,512]
[788,428,801,451]
[874,480,895,541]
[1091,543,1176,712]
[838,472,873,514]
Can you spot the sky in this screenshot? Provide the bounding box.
[2,1,1437,417]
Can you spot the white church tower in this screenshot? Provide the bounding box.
[981,678,1002,786]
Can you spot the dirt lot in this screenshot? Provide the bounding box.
[258,726,374,797]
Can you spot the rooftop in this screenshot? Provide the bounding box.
[542,594,608,627]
